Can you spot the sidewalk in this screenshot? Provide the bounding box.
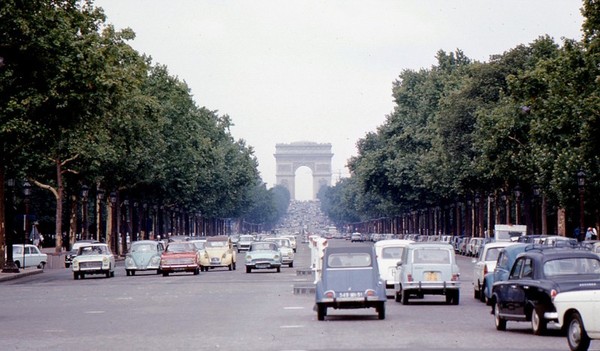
[0,247,64,282]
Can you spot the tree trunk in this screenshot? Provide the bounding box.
[54,160,64,253]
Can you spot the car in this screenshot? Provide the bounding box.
[314,246,387,320]
[472,241,516,302]
[264,237,294,267]
[72,243,115,279]
[125,240,165,276]
[245,241,282,273]
[199,236,237,271]
[482,243,529,304]
[351,232,364,242]
[374,239,413,289]
[554,289,600,351]
[394,242,460,305]
[159,242,200,276]
[237,234,255,252]
[280,235,297,252]
[10,244,48,269]
[64,240,99,268]
[491,246,600,335]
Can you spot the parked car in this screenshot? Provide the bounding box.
[315,246,387,320]
[351,232,364,242]
[394,242,460,305]
[280,235,297,252]
[374,239,413,289]
[64,240,99,268]
[472,241,517,302]
[491,247,600,335]
[160,242,200,276]
[72,243,115,279]
[264,237,294,267]
[199,236,237,271]
[482,243,530,304]
[245,241,282,273]
[554,289,600,351]
[237,234,255,252]
[10,244,48,269]
[125,240,165,276]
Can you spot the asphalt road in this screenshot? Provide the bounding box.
[0,239,593,351]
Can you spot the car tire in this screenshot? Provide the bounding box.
[317,304,327,321]
[567,312,590,351]
[14,261,20,269]
[106,270,111,278]
[480,284,487,303]
[474,287,480,299]
[228,263,232,271]
[130,271,135,276]
[65,263,70,268]
[73,272,79,280]
[163,271,169,277]
[194,267,199,275]
[401,289,409,305]
[276,267,281,273]
[289,262,293,268]
[453,291,460,305]
[494,301,507,331]
[246,267,251,273]
[126,270,130,276]
[531,307,547,335]
[38,262,46,270]
[394,291,401,303]
[233,262,236,270]
[377,302,385,320]
[111,271,115,278]
[80,273,85,279]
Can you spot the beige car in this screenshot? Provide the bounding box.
[199,236,237,271]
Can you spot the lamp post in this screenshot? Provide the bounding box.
[109,191,117,253]
[474,193,481,237]
[501,190,510,224]
[22,181,31,266]
[2,178,19,273]
[533,185,541,234]
[578,170,586,240]
[81,185,89,240]
[122,198,129,255]
[514,185,521,225]
[96,188,105,242]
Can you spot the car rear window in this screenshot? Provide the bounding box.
[381,247,404,259]
[328,253,372,268]
[544,257,600,277]
[413,248,451,264]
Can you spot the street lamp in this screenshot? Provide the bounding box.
[533,184,541,234]
[578,170,586,239]
[2,178,19,273]
[22,180,31,266]
[110,191,117,253]
[81,185,89,240]
[513,185,521,225]
[96,188,105,242]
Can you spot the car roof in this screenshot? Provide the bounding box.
[325,246,375,256]
[408,242,453,248]
[206,235,229,241]
[518,246,599,261]
[375,239,413,247]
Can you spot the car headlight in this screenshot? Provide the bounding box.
[125,257,134,267]
[204,252,209,259]
[72,260,79,269]
[246,255,252,261]
[150,256,161,265]
[274,254,280,259]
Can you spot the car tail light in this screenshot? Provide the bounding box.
[325,290,335,298]
[483,263,488,276]
[407,274,413,282]
[365,289,375,296]
[451,274,459,281]
[551,289,558,300]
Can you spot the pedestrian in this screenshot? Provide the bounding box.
[30,222,40,246]
[585,227,594,241]
[38,233,44,248]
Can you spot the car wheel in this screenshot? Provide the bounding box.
[228,263,232,271]
[80,273,85,279]
[531,307,547,335]
[453,291,460,305]
[246,266,251,273]
[163,271,169,277]
[377,302,386,320]
[401,289,409,305]
[194,267,199,275]
[130,270,135,276]
[474,287,480,299]
[276,267,281,273]
[394,290,401,303]
[111,271,115,278]
[480,285,487,303]
[233,262,236,270]
[106,270,111,278]
[567,312,590,351]
[126,270,130,276]
[73,272,79,280]
[289,262,293,268]
[494,301,507,331]
[14,261,20,269]
[317,304,327,321]
[38,262,46,270]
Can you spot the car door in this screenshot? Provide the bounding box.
[28,246,43,267]
[499,257,531,318]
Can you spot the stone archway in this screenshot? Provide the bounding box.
[274,142,333,200]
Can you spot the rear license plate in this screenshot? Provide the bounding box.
[425,272,440,281]
[338,292,363,298]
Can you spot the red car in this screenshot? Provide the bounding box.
[159,242,200,276]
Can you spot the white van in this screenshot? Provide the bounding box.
[375,239,414,288]
[494,224,527,242]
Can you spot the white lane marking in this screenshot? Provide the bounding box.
[280,325,304,329]
[84,310,105,314]
[284,306,304,310]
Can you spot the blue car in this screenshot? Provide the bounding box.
[483,243,529,304]
[315,246,387,321]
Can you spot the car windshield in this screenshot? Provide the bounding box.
[206,241,227,248]
[191,242,205,250]
[381,247,404,259]
[79,246,108,255]
[166,243,195,253]
[413,248,451,264]
[483,247,503,262]
[240,236,254,241]
[268,239,289,247]
[543,257,600,277]
[132,243,155,253]
[328,253,372,268]
[250,243,278,251]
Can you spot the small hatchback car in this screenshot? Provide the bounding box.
[315,246,387,321]
[394,242,460,305]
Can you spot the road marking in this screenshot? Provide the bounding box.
[284,306,304,310]
[84,310,105,314]
[280,325,304,329]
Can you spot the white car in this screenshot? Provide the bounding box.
[374,239,413,288]
[10,244,48,269]
[264,237,294,267]
[72,243,115,279]
[280,235,297,252]
[237,235,255,252]
[472,241,516,302]
[554,290,600,351]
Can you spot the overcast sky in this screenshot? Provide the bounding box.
[94,0,584,200]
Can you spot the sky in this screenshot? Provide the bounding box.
[94,0,584,200]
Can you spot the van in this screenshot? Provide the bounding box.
[494,224,527,242]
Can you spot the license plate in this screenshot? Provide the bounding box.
[425,272,440,281]
[211,258,220,263]
[338,292,363,298]
[256,263,269,269]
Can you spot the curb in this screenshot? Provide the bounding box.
[0,268,43,283]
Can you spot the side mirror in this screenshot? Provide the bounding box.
[396,260,403,267]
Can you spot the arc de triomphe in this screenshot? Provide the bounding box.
[274,142,333,200]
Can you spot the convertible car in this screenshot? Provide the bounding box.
[315,246,387,321]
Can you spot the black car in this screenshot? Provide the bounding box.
[491,246,600,335]
[314,246,387,321]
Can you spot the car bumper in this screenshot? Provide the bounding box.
[246,262,281,269]
[403,281,460,293]
[160,264,198,272]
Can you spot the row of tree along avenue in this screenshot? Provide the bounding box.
[0,0,289,268]
[319,1,600,239]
